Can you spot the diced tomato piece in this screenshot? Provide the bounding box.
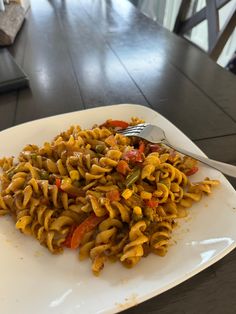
[106,189,120,202]
[107,120,129,129]
[55,178,61,188]
[70,213,106,249]
[185,166,199,176]
[145,198,159,208]
[138,141,145,153]
[116,160,130,175]
[123,149,143,163]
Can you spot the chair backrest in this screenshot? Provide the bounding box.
[173,0,236,61]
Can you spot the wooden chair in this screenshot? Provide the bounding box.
[173,0,236,61]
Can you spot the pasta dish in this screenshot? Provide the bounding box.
[0,118,219,275]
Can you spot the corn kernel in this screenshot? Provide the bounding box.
[122,188,133,200]
[69,170,80,181]
[62,177,72,185]
[133,206,142,216]
[140,191,152,200]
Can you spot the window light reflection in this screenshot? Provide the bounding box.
[80,49,167,88]
[200,249,216,265]
[49,288,72,308]
[186,237,234,246]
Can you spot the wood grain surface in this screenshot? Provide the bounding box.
[1,1,236,313]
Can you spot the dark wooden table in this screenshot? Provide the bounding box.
[1,0,236,313]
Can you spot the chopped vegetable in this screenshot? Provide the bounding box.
[55,178,61,188]
[95,144,106,153]
[133,206,143,221]
[106,120,129,129]
[70,213,106,249]
[125,167,141,187]
[122,188,133,200]
[133,206,142,216]
[123,149,143,163]
[185,166,199,176]
[140,191,152,200]
[117,181,125,190]
[145,198,159,208]
[106,189,120,202]
[181,156,198,169]
[63,225,77,248]
[40,169,49,180]
[116,160,130,175]
[138,141,145,153]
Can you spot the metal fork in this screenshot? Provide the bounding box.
[118,123,236,178]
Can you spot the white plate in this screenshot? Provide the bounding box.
[0,104,236,314]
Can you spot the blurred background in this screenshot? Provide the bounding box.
[130,0,236,68]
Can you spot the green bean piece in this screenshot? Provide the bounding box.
[117,181,125,190]
[125,167,141,188]
[40,169,49,180]
[95,144,106,154]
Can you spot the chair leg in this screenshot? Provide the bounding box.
[210,9,236,61]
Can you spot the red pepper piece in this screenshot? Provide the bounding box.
[138,141,145,153]
[145,198,159,208]
[116,160,131,175]
[185,166,199,176]
[107,120,129,129]
[106,189,120,202]
[55,178,61,189]
[63,225,77,248]
[70,213,106,249]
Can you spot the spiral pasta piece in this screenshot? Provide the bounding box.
[120,221,148,267]
[149,221,173,256]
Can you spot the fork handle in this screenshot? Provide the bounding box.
[164,142,236,178]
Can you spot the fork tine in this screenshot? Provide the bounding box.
[117,123,150,138]
[119,131,142,137]
[117,127,141,134]
[121,123,148,131]
[118,130,141,136]
[117,123,148,134]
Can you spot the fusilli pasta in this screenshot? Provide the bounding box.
[0,118,220,275]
